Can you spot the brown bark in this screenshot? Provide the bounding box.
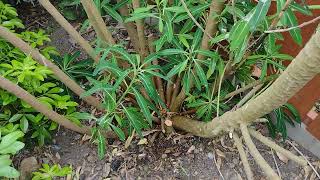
[38,0,99,63]
[132,0,149,60]
[81,0,116,45]
[197,0,224,60]
[148,35,165,102]
[0,26,103,111]
[172,28,320,137]
[117,0,140,53]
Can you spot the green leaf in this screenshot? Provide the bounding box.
[103,5,123,22]
[157,49,186,56]
[110,124,126,141]
[276,0,287,25]
[166,60,188,78]
[290,2,312,16]
[123,107,144,137]
[194,62,208,89]
[125,13,158,22]
[8,114,23,123]
[229,20,250,52]
[285,9,302,45]
[248,0,271,31]
[0,154,19,178]
[132,87,153,126]
[97,130,106,160]
[174,3,210,23]
[20,116,28,133]
[210,33,229,45]
[283,103,301,124]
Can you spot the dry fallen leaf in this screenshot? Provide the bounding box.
[187,145,195,154]
[216,156,222,169]
[125,131,135,149]
[215,149,226,158]
[276,151,289,164]
[138,138,148,145]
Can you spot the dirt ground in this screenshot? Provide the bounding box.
[13,2,320,180]
[16,126,319,180]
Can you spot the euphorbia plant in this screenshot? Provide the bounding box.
[0,0,319,179]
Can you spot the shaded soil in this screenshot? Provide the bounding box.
[16,127,319,180]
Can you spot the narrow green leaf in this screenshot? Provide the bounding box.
[285,9,302,45]
[195,62,208,89]
[132,87,153,126]
[110,124,126,141]
[248,0,271,31]
[97,130,106,159]
[103,5,123,22]
[157,49,186,56]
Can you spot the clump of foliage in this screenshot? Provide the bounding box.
[0,131,25,178]
[0,1,84,146]
[32,164,72,180]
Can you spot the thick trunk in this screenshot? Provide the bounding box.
[38,0,99,62]
[173,28,320,137]
[0,26,103,110]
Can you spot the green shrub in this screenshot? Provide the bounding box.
[0,1,80,146]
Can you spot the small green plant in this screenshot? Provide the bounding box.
[51,51,95,81]
[32,164,72,180]
[0,131,25,178]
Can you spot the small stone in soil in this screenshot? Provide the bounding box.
[207,152,214,160]
[161,154,168,158]
[111,159,122,171]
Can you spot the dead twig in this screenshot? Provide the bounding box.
[287,141,320,179]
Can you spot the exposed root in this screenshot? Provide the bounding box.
[249,129,307,166]
[240,124,280,180]
[270,148,282,178]
[233,132,254,180]
[287,141,320,179]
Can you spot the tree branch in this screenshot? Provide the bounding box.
[132,0,149,60]
[39,0,99,62]
[265,16,320,33]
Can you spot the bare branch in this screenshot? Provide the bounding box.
[265,16,320,33]
[287,141,320,179]
[39,0,99,62]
